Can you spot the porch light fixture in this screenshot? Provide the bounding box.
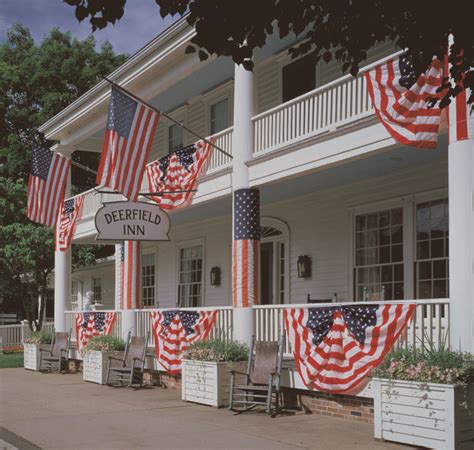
[210,266,221,286]
[297,255,311,278]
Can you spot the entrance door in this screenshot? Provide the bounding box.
[260,220,289,305]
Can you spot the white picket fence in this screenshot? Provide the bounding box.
[0,321,55,349]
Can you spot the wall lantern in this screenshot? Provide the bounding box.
[210,266,221,286]
[297,255,312,278]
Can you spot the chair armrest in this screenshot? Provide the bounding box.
[39,348,52,354]
[107,356,124,362]
[229,369,247,376]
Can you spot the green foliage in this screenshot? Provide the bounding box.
[0,24,125,328]
[65,0,472,109]
[0,352,24,369]
[184,339,249,362]
[375,347,474,385]
[85,336,125,352]
[24,331,52,344]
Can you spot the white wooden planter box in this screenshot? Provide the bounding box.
[374,378,474,449]
[23,343,44,371]
[182,360,247,407]
[83,350,124,385]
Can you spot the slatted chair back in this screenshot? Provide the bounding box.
[250,341,280,385]
[124,336,147,368]
[51,332,69,358]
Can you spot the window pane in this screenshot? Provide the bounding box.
[168,123,183,152]
[418,261,432,280]
[210,98,229,134]
[282,52,316,102]
[178,245,203,307]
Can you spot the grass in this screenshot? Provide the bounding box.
[0,351,24,368]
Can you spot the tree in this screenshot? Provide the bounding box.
[0,25,125,328]
[64,0,472,109]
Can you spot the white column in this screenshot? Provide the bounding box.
[447,38,474,352]
[54,145,73,332]
[232,62,257,347]
[448,137,474,352]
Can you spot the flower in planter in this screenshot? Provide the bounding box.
[84,336,125,353]
[184,339,248,362]
[375,346,474,385]
[23,331,52,345]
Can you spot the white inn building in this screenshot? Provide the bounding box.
[40,16,473,364]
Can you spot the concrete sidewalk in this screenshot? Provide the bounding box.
[0,369,412,450]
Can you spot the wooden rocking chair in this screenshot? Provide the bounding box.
[105,332,149,387]
[39,330,71,373]
[229,334,285,416]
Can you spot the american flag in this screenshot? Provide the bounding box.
[150,309,217,375]
[365,55,443,149]
[75,312,117,353]
[97,86,160,201]
[284,303,415,393]
[27,144,71,228]
[233,189,260,308]
[146,138,214,210]
[55,195,84,252]
[121,241,141,309]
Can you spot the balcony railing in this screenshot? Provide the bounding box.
[252,72,374,156]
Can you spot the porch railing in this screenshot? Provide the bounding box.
[206,127,233,173]
[0,321,55,348]
[254,299,450,355]
[252,72,374,156]
[136,306,233,348]
[65,310,122,344]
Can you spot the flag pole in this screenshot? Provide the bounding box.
[103,77,233,160]
[71,160,98,176]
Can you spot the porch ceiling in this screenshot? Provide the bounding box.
[259,137,448,205]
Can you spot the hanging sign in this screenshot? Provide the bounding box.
[95,201,170,241]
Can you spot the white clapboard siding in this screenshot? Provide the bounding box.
[186,99,207,145]
[83,350,124,384]
[256,59,281,114]
[182,360,247,407]
[374,378,474,450]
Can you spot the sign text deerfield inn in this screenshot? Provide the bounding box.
[95,201,170,241]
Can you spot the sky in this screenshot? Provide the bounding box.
[0,0,180,55]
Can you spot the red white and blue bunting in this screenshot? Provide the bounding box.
[284,303,415,393]
[150,310,217,375]
[75,312,117,353]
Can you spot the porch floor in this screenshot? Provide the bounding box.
[0,369,413,450]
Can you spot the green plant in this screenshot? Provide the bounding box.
[184,339,249,362]
[375,346,474,385]
[84,336,125,352]
[23,331,52,345]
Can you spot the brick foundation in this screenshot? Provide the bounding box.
[143,369,181,390]
[281,388,374,423]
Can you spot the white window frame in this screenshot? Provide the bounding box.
[168,122,184,153]
[176,239,205,307]
[260,217,290,304]
[142,252,157,308]
[91,277,102,304]
[349,189,448,301]
[203,80,233,136]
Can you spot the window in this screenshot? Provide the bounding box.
[168,123,183,153]
[71,280,79,309]
[282,52,317,102]
[91,277,102,304]
[354,208,404,301]
[178,245,203,307]
[415,198,449,298]
[142,253,156,308]
[210,98,229,134]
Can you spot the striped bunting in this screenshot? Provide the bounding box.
[150,310,217,375]
[284,303,415,393]
[75,312,116,353]
[365,55,443,149]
